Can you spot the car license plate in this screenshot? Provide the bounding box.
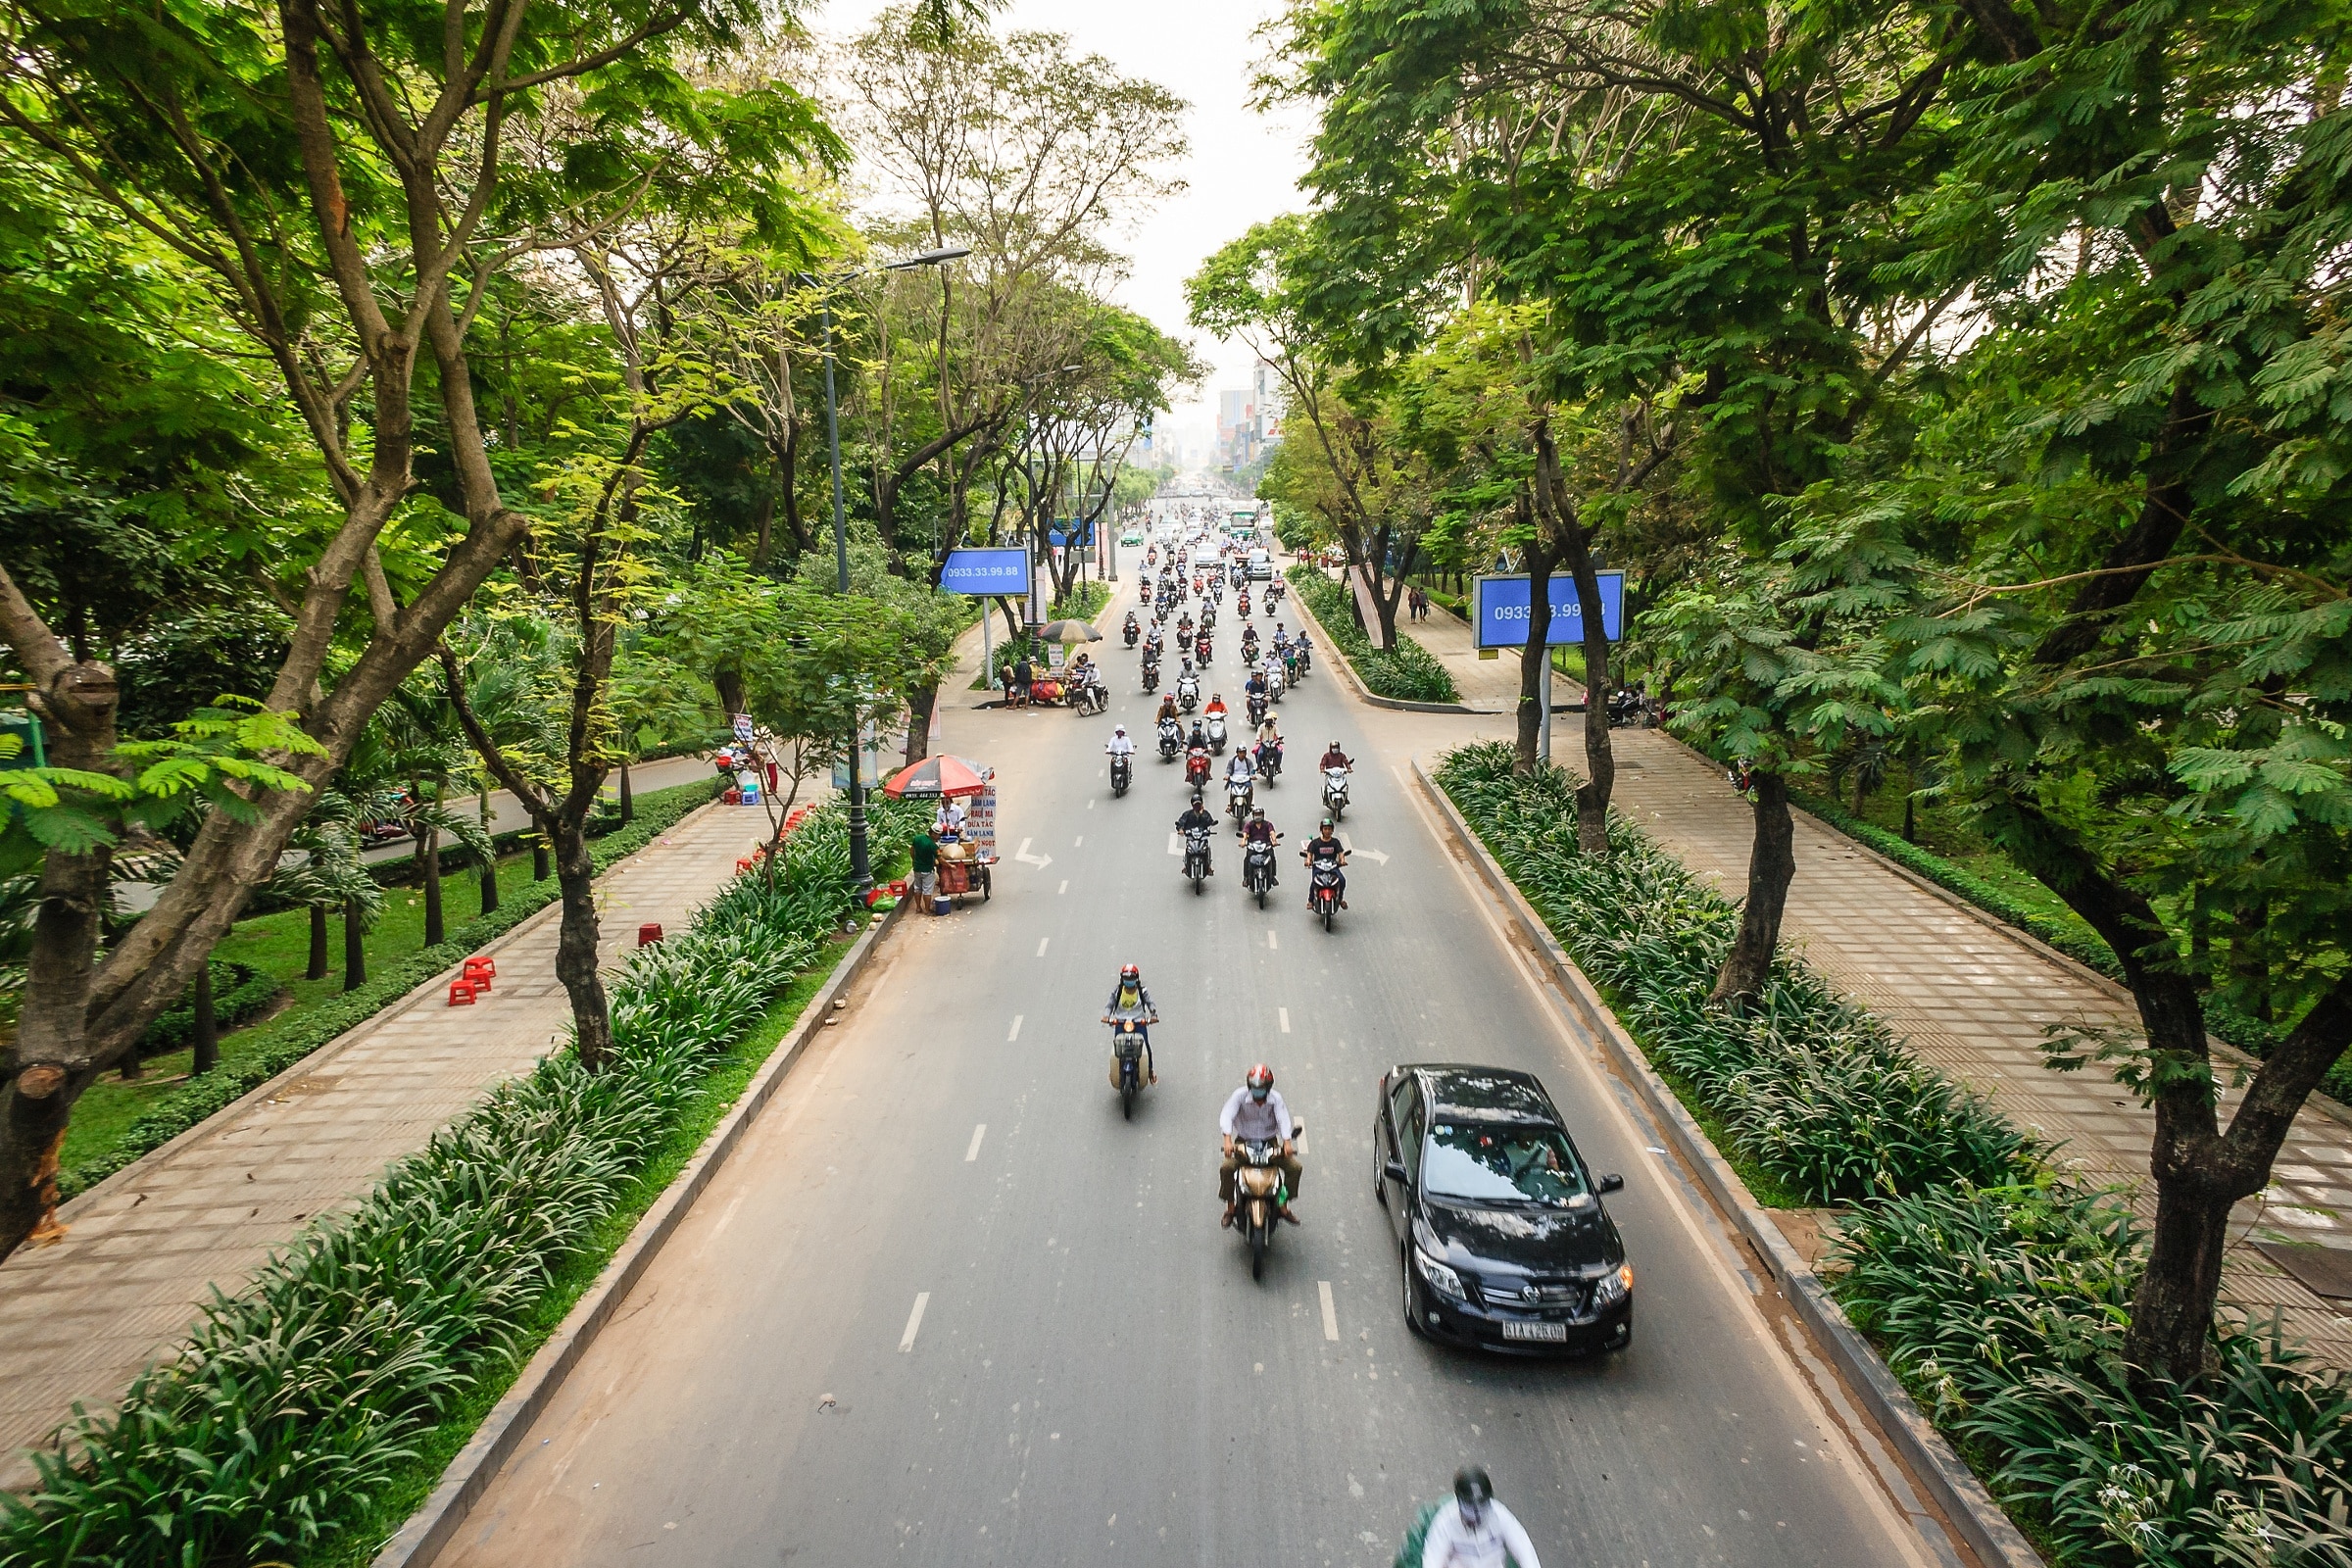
[1501,1320,1568,1343]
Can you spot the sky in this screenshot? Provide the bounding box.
[813,0,1315,459]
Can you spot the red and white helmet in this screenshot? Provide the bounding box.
[1246,1063,1274,1095]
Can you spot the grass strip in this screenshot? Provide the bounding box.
[1288,565,1458,704]
[56,777,726,1200]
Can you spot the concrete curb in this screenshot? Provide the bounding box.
[1410,760,2046,1568]
[370,899,907,1568]
[58,797,736,1227]
[1283,571,1476,714]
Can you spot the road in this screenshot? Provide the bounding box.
[432,571,1955,1568]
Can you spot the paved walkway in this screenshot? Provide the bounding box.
[0,797,784,1487]
[1306,573,2352,1369]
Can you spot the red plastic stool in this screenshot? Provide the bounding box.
[638,922,663,947]
[463,957,494,992]
[735,857,754,873]
[447,981,475,1006]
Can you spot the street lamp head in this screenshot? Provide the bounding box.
[885,246,972,270]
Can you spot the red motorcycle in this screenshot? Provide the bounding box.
[1185,747,1213,788]
[1196,634,1213,663]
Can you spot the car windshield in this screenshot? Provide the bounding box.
[1422,1123,1589,1205]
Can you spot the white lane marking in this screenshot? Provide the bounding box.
[1074,835,1084,848]
[899,1293,931,1352]
[1058,879,1068,895]
[966,1124,988,1161]
[1319,1280,1340,1341]
[1166,832,1182,856]
[1007,1014,1023,1041]
[1088,798,1096,809]
[1268,929,1279,951]
[1279,1006,1292,1033]
[1036,937,1050,957]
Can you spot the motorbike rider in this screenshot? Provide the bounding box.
[1155,695,1181,730]
[1219,1063,1301,1227]
[1254,710,1284,760]
[1223,745,1256,821]
[1319,739,1354,774]
[1176,792,1218,875]
[1204,692,1228,723]
[1301,815,1349,908]
[1418,1468,1541,1568]
[1105,724,1135,768]
[1241,807,1281,875]
[1102,961,1159,1083]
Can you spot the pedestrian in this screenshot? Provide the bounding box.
[1012,655,1034,710]
[764,758,779,796]
[909,826,940,909]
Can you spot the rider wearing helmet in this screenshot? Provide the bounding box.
[1318,739,1354,773]
[1301,815,1348,908]
[1418,1467,1541,1568]
[1104,723,1135,760]
[1219,1063,1301,1227]
[1102,962,1159,1083]
[1176,791,1219,875]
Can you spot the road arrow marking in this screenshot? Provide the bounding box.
[1014,837,1053,868]
[966,1124,988,1161]
[1166,832,1181,856]
[1319,1280,1340,1341]
[899,1292,930,1352]
[1342,838,1390,865]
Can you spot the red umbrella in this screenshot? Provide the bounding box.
[881,755,992,799]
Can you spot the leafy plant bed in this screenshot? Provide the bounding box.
[131,960,276,1056]
[1436,743,2029,1205]
[1,797,925,1568]
[1833,1181,2352,1567]
[967,584,1115,690]
[1289,565,1459,704]
[54,776,728,1199]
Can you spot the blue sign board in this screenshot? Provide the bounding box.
[939,547,1033,597]
[1471,571,1627,649]
[1046,519,1093,550]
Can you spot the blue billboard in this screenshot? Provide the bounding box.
[1471,571,1627,649]
[939,547,1033,597]
[1046,519,1093,549]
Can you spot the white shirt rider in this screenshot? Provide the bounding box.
[1219,1084,1293,1142]
[1105,727,1136,758]
[1420,1496,1541,1568]
[1226,750,1255,785]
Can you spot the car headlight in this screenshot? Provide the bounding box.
[1591,1262,1634,1308]
[1414,1248,1467,1300]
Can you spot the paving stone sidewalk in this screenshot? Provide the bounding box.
[0,798,783,1487]
[1384,598,2352,1369]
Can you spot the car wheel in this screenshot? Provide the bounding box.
[1399,1245,1429,1341]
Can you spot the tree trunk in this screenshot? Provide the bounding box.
[419,820,444,948]
[343,896,368,992]
[1710,772,1795,1006]
[550,821,614,1071]
[714,664,746,725]
[1568,554,1617,856]
[533,838,551,880]
[191,962,218,1076]
[618,760,633,825]
[904,683,938,766]
[308,904,330,979]
[1515,530,1561,775]
[1902,795,1916,843]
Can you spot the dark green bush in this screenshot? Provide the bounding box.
[1436,742,2031,1204]
[56,777,727,1200]
[133,961,276,1056]
[1,798,910,1568]
[1834,1183,2352,1567]
[1289,566,1459,704]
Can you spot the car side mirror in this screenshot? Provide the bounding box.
[1384,1159,1408,1185]
[1597,1172,1625,1195]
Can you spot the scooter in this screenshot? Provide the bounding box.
[1142,661,1160,695]
[1247,692,1269,730]
[1323,766,1350,822]
[1254,741,1283,787]
[1109,752,1132,797]
[1106,1015,1153,1119]
[1183,825,1213,895]
[1186,749,1213,790]
[1308,849,1345,931]
[1158,719,1182,760]
[1123,613,1141,648]
[1226,774,1254,824]
[1196,634,1213,664]
[1206,712,1228,754]
[1244,836,1278,907]
[1177,674,1200,712]
[1233,1119,1302,1280]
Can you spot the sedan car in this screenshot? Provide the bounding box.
[1374,1064,1631,1353]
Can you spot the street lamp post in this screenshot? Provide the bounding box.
[815,245,969,893]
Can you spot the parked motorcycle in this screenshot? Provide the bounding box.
[1234,1119,1302,1280]
[1244,837,1278,907]
[1323,765,1350,822]
[1183,825,1213,895]
[1308,848,1345,930]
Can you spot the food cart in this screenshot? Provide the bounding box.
[883,755,996,908]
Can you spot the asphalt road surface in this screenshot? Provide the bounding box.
[434,578,1948,1568]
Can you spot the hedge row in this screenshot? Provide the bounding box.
[1,797,923,1568]
[132,961,277,1057]
[56,777,728,1201]
[1288,565,1459,704]
[1789,789,2351,1105]
[1437,742,2352,1567]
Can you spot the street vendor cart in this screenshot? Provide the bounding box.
[883,755,996,909]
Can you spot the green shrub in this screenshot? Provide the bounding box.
[132,961,276,1056]
[1435,742,2030,1204]
[0,801,888,1568]
[1289,566,1459,704]
[1834,1182,2352,1567]
[55,777,727,1200]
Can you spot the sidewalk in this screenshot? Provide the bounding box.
[1382,602,2352,1369]
[0,798,782,1487]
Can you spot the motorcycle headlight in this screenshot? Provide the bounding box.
[1591,1262,1634,1308]
[1414,1248,1468,1301]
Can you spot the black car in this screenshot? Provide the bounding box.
[1373,1064,1632,1353]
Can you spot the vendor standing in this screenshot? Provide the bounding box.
[909,826,940,907]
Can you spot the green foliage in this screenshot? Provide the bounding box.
[0,797,883,1568]
[52,779,724,1201]
[1289,566,1458,704]
[1833,1183,2352,1567]
[132,961,274,1057]
[1436,742,2031,1203]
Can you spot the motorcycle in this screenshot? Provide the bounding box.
[1254,740,1284,786]
[1186,748,1212,789]
[1282,648,1301,685]
[1123,613,1141,648]
[1226,774,1254,823]
[1233,1120,1302,1280]
[1244,836,1278,906]
[1196,634,1213,664]
[1238,593,1252,618]
[1183,825,1213,894]
[1323,766,1350,821]
[1206,712,1228,754]
[1177,674,1200,712]
[1142,661,1160,695]
[1263,662,1286,701]
[1308,849,1345,930]
[1107,1016,1152,1119]
[1247,692,1268,730]
[1158,719,1182,760]
[1110,752,1132,796]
